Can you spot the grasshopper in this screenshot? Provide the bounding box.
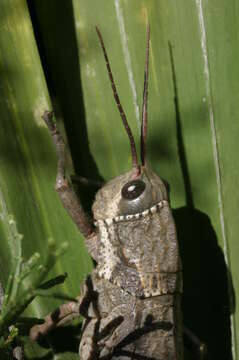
[30,25,185,359]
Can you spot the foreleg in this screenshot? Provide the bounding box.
[30,296,81,341]
[30,276,97,341]
[43,111,98,260]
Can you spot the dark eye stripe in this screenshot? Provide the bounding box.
[121,180,146,200]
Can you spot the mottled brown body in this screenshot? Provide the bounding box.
[30,26,185,360]
[96,199,182,298]
[80,273,183,359]
[79,167,183,359]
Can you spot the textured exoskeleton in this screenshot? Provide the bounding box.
[79,167,183,359]
[30,25,185,360]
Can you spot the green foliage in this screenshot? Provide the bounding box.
[0,214,68,357]
[0,0,238,359]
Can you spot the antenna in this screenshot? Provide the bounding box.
[140,24,150,166]
[96,27,139,172]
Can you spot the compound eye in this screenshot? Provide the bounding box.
[121,180,146,200]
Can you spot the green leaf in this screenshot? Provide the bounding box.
[0,0,238,359]
[33,290,76,303]
[0,0,92,316]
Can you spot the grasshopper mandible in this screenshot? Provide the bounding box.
[30,25,184,360]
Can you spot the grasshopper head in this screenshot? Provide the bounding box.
[93,166,167,220]
[94,26,168,220]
